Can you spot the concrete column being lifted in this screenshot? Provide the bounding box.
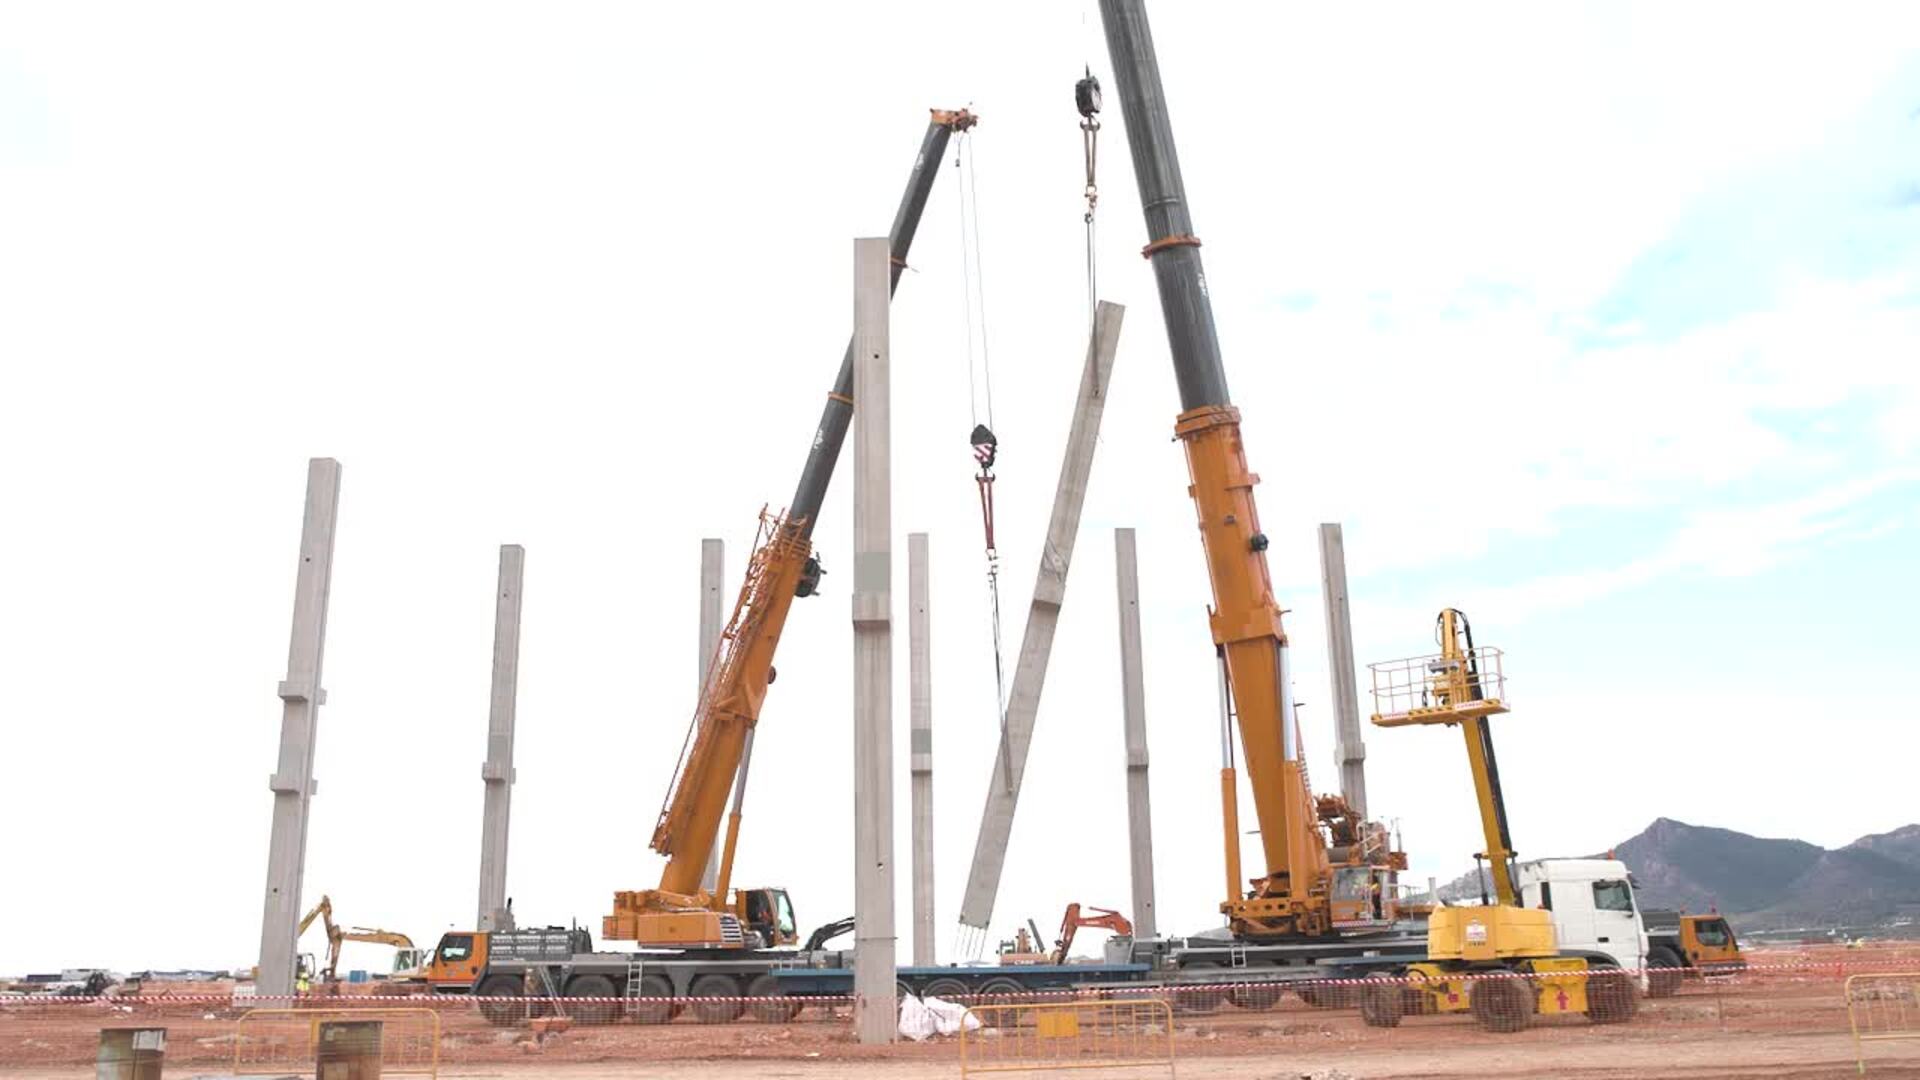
[849,236,897,1044]
[1113,527,1157,941]
[909,531,934,965]
[256,457,342,997]
[957,301,1126,944]
[697,538,726,896]
[476,544,525,933]
[1317,523,1367,818]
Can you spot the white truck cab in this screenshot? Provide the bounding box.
[1513,858,1649,973]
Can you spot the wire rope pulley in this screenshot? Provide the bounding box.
[1076,68,1103,326]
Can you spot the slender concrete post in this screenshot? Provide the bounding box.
[957,301,1126,942]
[477,544,525,932]
[850,236,897,1043]
[909,532,934,965]
[1113,527,1157,941]
[256,457,342,997]
[697,538,726,896]
[1317,523,1368,818]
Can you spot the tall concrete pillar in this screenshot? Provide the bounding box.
[849,236,897,1043]
[697,538,726,895]
[957,301,1126,944]
[909,532,934,965]
[1113,528,1157,941]
[477,544,524,933]
[256,457,342,997]
[1317,523,1367,818]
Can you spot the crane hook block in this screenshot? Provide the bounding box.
[971,424,999,471]
[1076,73,1103,119]
[796,555,824,598]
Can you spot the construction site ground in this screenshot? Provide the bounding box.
[7,947,1918,1078]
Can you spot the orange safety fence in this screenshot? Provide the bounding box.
[4,950,1920,1074]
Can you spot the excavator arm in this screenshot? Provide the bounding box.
[1098,0,1329,939]
[605,109,977,943]
[1051,903,1133,964]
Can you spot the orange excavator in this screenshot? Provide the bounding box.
[602,108,979,952]
[1051,904,1133,964]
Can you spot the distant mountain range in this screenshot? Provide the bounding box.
[1427,818,1920,930]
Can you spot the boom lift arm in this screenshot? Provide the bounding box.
[1097,0,1328,939]
[605,109,978,945]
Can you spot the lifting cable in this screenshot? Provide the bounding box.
[1076,66,1103,328]
[954,127,1013,789]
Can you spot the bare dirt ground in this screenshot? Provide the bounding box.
[9,945,1920,1078]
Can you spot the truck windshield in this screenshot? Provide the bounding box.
[1591,880,1635,913]
[438,935,473,962]
[1696,919,1731,947]
[776,893,796,938]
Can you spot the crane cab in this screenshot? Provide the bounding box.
[736,887,798,948]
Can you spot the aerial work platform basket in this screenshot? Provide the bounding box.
[1368,645,1508,727]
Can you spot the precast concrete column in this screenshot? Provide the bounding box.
[1317,523,1367,818]
[1113,527,1157,941]
[849,236,897,1043]
[909,531,934,965]
[956,302,1126,944]
[477,544,525,932]
[256,457,342,997]
[698,538,726,895]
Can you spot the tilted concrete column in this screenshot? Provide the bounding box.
[957,301,1126,942]
[256,457,342,997]
[909,531,934,965]
[1113,527,1157,941]
[697,538,726,895]
[849,236,897,1043]
[1317,523,1367,818]
[477,544,525,932]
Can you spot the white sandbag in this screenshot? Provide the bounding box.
[923,995,983,1036]
[897,993,939,1041]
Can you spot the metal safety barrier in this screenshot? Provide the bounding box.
[960,997,1174,1077]
[233,1006,440,1076]
[1847,972,1920,1075]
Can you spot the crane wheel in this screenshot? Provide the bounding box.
[973,978,1032,1027]
[1585,967,1638,1024]
[475,975,528,1027]
[688,974,745,1024]
[1359,983,1404,1028]
[745,974,801,1023]
[920,977,971,1005]
[1172,962,1226,1015]
[1468,975,1534,1033]
[627,974,678,1025]
[564,975,619,1025]
[1646,950,1684,999]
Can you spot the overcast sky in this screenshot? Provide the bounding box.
[3,2,1917,976]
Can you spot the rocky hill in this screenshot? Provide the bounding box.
[1423,818,1920,929]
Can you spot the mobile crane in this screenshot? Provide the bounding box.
[1362,610,1638,1030]
[1094,0,1410,966]
[411,111,977,1023]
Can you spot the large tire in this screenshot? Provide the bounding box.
[628,973,678,1025]
[687,973,745,1024]
[1469,974,1534,1034]
[1359,983,1405,1028]
[1299,982,1355,1009]
[1646,949,1684,999]
[973,978,1031,1028]
[476,974,528,1027]
[565,975,619,1025]
[920,977,971,1005]
[746,973,802,1023]
[1586,966,1638,1024]
[1173,962,1227,1015]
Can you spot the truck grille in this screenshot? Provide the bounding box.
[719,915,745,948]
